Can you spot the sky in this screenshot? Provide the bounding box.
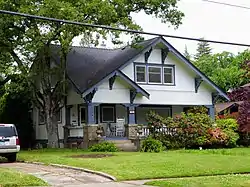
[73,0,250,56]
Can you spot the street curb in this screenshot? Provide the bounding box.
[19,160,117,181]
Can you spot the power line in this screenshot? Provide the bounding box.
[0,9,250,47]
[202,0,250,10]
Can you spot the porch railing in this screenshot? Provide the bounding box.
[140,125,177,137]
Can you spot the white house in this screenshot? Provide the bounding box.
[33,37,229,147]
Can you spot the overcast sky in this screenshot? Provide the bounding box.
[74,0,250,56]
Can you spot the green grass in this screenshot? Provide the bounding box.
[145,175,250,187]
[18,148,250,181]
[0,168,47,186]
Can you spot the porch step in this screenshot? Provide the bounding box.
[107,140,137,152]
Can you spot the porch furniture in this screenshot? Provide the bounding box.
[116,118,125,137]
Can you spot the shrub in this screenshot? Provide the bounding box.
[140,137,163,153]
[89,141,118,152]
[215,118,239,147]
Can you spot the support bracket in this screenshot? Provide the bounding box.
[212,92,220,104]
[130,90,137,104]
[145,47,153,63]
[195,77,203,93]
[161,48,169,64]
[109,74,117,90]
[83,88,97,104]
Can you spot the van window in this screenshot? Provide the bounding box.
[0,126,17,137]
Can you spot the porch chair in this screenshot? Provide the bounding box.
[116,118,125,137]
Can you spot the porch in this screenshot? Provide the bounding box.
[64,104,215,145]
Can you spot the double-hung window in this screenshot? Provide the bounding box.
[135,65,146,83]
[148,66,162,84]
[163,67,174,84]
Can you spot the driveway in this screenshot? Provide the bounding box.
[0,163,153,187]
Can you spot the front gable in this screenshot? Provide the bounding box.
[119,38,229,105]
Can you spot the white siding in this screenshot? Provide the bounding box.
[92,78,130,104]
[148,49,161,64]
[121,62,134,80]
[67,90,82,105]
[35,107,65,140]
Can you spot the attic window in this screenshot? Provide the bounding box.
[135,65,146,83]
[148,66,161,84]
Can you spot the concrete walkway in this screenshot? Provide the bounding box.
[0,163,154,187]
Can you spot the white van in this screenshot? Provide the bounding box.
[0,124,20,162]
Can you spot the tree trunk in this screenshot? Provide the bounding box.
[45,109,59,148]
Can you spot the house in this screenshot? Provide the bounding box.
[32,36,229,148]
[215,83,250,118]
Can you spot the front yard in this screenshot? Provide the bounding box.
[146,175,250,187]
[18,148,250,181]
[0,168,47,186]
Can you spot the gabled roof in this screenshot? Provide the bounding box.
[51,37,229,100]
[215,101,242,114]
[51,38,158,94]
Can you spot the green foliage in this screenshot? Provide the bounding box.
[0,0,184,148]
[89,141,118,152]
[195,38,212,60]
[140,137,163,153]
[146,111,240,149]
[215,119,239,147]
[194,50,250,92]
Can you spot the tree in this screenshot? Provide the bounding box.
[183,45,191,60]
[195,38,212,60]
[0,0,184,148]
[194,51,250,92]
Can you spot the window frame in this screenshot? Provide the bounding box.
[101,105,116,123]
[56,109,62,123]
[80,106,87,124]
[135,65,147,83]
[163,66,174,85]
[39,110,45,125]
[134,63,175,86]
[147,66,162,84]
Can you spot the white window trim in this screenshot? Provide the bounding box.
[163,66,174,85]
[135,65,147,83]
[80,106,86,124]
[147,66,162,84]
[101,106,115,123]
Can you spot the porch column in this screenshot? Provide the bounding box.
[87,103,95,124]
[207,105,215,121]
[128,105,136,124]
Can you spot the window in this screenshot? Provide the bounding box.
[148,66,162,83]
[39,110,45,124]
[135,64,175,85]
[39,109,62,124]
[80,107,86,123]
[101,106,115,123]
[135,65,146,83]
[56,109,62,123]
[163,67,174,84]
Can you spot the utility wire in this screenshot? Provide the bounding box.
[202,0,250,10]
[0,9,250,47]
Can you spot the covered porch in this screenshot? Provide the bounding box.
[64,103,215,142]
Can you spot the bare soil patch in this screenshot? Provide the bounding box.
[70,154,114,158]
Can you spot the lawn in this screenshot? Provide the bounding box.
[18,148,250,181]
[145,174,250,187]
[0,168,47,186]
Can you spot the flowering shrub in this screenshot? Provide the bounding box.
[146,111,240,149]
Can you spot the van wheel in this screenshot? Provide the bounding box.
[7,154,16,162]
